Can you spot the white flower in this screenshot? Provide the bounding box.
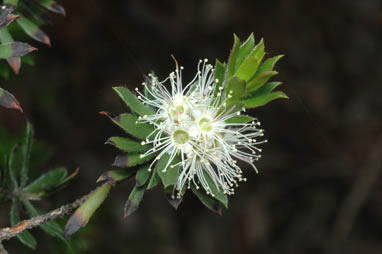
[135,59,266,197]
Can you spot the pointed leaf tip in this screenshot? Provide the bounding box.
[0,88,23,112]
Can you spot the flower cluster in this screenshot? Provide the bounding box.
[135,59,266,198]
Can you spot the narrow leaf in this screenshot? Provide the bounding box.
[0,28,21,73]
[20,122,33,187]
[255,55,284,75]
[97,168,135,183]
[64,183,111,237]
[227,34,241,77]
[112,153,154,168]
[224,115,255,124]
[113,86,154,116]
[246,71,278,93]
[0,6,19,27]
[202,171,228,208]
[39,0,66,16]
[146,169,160,190]
[3,0,19,7]
[243,91,288,108]
[0,42,37,59]
[105,136,151,152]
[24,167,67,194]
[0,87,23,111]
[214,59,225,93]
[135,164,150,187]
[21,198,68,244]
[16,15,51,46]
[235,33,255,68]
[164,186,182,210]
[124,185,145,217]
[10,199,37,249]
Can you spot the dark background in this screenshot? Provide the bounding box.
[0,0,381,253]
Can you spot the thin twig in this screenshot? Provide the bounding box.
[0,191,92,242]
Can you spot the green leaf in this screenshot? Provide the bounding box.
[191,185,223,215]
[8,145,22,188]
[146,169,160,190]
[225,76,246,103]
[124,185,145,217]
[214,59,226,93]
[0,28,22,74]
[16,14,51,46]
[10,199,37,249]
[20,122,33,187]
[202,171,228,207]
[21,198,69,244]
[255,55,284,75]
[97,168,135,183]
[113,87,155,116]
[39,0,66,16]
[246,71,278,93]
[0,42,36,59]
[235,33,255,68]
[227,34,241,77]
[24,167,67,194]
[234,57,261,81]
[3,0,19,7]
[112,153,154,168]
[104,112,156,140]
[224,115,255,124]
[64,183,111,237]
[219,101,245,116]
[156,153,180,188]
[243,91,288,108]
[0,87,22,111]
[105,136,152,152]
[135,164,150,187]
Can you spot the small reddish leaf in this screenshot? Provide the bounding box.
[0,88,23,112]
[7,57,21,74]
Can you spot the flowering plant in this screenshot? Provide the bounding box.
[63,33,287,236]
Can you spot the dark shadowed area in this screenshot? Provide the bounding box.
[0,0,380,253]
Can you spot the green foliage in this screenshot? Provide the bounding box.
[0,122,78,249]
[217,33,288,108]
[0,0,65,77]
[99,33,288,217]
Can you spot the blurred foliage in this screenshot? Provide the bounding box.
[0,122,78,249]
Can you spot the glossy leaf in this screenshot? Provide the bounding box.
[227,34,241,77]
[0,87,22,111]
[246,71,278,93]
[64,183,111,237]
[124,185,145,217]
[156,153,180,188]
[255,55,284,76]
[10,199,37,249]
[234,57,261,81]
[235,33,255,68]
[105,136,151,152]
[243,91,288,108]
[112,153,154,168]
[225,76,246,103]
[101,112,156,140]
[113,86,154,116]
[247,39,265,66]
